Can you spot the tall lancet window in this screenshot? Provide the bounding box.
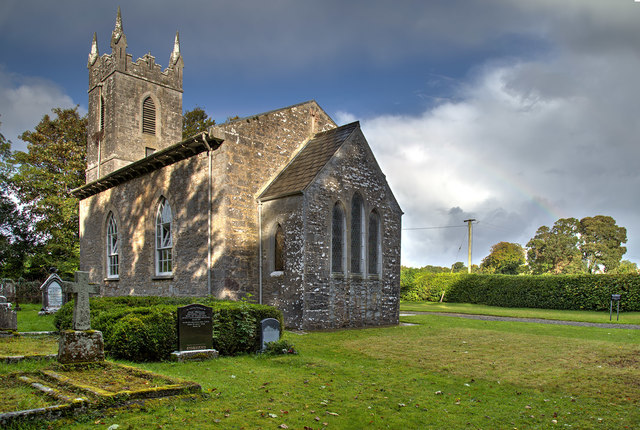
[274,224,284,272]
[332,203,346,274]
[368,210,381,276]
[350,193,365,274]
[142,96,156,135]
[155,198,173,275]
[106,212,119,278]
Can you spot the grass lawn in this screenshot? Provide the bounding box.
[15,303,57,332]
[4,311,635,429]
[401,301,640,325]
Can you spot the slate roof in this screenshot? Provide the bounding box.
[259,121,359,201]
[72,132,222,200]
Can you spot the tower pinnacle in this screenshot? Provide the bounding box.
[169,31,181,66]
[111,6,124,46]
[88,32,99,67]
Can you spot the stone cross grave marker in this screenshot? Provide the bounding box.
[66,271,99,331]
[177,304,213,351]
[260,318,281,351]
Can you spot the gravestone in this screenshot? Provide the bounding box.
[260,318,281,351]
[177,304,213,351]
[0,296,17,331]
[39,269,66,315]
[57,271,104,364]
[171,304,218,361]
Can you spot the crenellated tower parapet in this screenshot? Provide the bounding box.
[86,7,183,183]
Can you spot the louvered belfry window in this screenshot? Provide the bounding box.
[142,97,156,135]
[100,96,105,132]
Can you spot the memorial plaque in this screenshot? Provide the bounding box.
[260,318,281,351]
[178,304,213,351]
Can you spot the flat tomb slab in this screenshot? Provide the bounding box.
[0,362,201,426]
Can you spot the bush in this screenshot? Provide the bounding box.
[401,272,640,312]
[54,296,284,361]
[263,339,297,355]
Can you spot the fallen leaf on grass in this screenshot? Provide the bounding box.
[326,412,339,416]
[279,425,288,429]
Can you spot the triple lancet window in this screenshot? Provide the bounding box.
[106,213,119,278]
[155,197,173,275]
[331,194,382,277]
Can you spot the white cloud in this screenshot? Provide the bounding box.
[0,66,78,152]
[360,46,640,268]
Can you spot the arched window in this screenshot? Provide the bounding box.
[274,224,284,272]
[351,193,365,274]
[100,96,105,132]
[155,198,173,275]
[142,96,156,135]
[331,203,345,273]
[368,210,381,276]
[106,212,119,278]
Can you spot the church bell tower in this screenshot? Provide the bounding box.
[86,7,184,183]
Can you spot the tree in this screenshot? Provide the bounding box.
[0,123,37,278]
[527,216,627,275]
[527,218,583,274]
[451,261,466,273]
[182,106,215,139]
[480,242,526,274]
[8,107,87,278]
[579,215,627,273]
[611,260,638,275]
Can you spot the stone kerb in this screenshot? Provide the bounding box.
[57,271,104,364]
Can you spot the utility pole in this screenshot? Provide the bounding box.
[463,219,476,273]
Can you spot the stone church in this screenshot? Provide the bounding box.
[73,10,402,329]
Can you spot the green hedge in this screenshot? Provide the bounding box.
[402,273,640,311]
[54,296,283,361]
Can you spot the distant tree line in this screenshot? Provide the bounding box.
[405,215,635,278]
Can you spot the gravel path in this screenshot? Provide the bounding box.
[400,312,640,330]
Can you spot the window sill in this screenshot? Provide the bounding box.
[104,277,119,282]
[270,271,284,277]
[152,275,174,281]
[330,272,344,279]
[350,274,364,280]
[368,275,380,281]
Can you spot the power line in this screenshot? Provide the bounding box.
[402,225,467,231]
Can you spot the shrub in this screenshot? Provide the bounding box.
[54,296,284,360]
[263,339,297,355]
[401,272,466,302]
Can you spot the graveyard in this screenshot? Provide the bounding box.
[1,292,639,428]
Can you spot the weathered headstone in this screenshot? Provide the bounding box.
[260,318,281,351]
[171,304,218,361]
[0,296,17,331]
[57,271,104,364]
[39,269,66,315]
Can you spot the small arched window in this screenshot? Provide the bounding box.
[155,197,173,275]
[368,210,381,276]
[142,96,156,135]
[274,224,284,272]
[332,203,345,273]
[106,212,119,278]
[100,96,105,132]
[351,193,365,274]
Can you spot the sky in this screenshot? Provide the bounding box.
[1,0,639,268]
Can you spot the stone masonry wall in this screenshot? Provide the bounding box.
[207,101,335,300]
[300,128,402,330]
[80,152,212,296]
